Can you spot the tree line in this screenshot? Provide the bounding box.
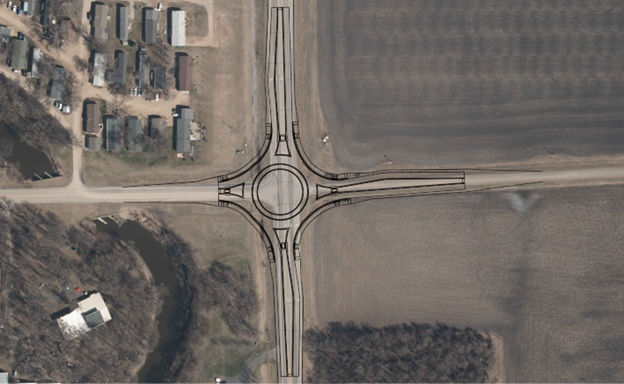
[304,321,496,383]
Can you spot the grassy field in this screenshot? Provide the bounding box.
[305,184,624,382]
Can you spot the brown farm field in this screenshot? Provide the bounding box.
[316,0,624,170]
[304,184,624,382]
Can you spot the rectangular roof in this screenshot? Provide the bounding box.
[105,116,121,151]
[49,66,67,100]
[149,116,166,138]
[41,0,52,27]
[57,308,90,340]
[174,108,193,153]
[78,293,112,323]
[170,10,185,47]
[126,117,143,151]
[84,102,101,133]
[175,117,191,153]
[137,49,148,89]
[85,134,101,151]
[180,107,193,120]
[177,54,192,92]
[91,52,107,87]
[0,25,11,41]
[117,5,128,42]
[92,3,109,40]
[9,39,28,69]
[25,0,35,16]
[107,50,127,86]
[29,47,43,77]
[143,8,158,44]
[153,66,166,90]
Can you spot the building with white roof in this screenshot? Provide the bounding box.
[57,292,112,340]
[170,10,185,47]
[91,52,107,87]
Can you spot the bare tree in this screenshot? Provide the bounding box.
[80,25,109,54]
[73,55,89,72]
[107,94,129,121]
[62,71,81,109]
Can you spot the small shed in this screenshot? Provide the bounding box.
[85,135,101,151]
[126,117,143,152]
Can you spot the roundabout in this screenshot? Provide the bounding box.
[252,164,309,221]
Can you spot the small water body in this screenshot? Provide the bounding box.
[0,120,58,180]
[94,218,186,383]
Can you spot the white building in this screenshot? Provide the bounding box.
[57,292,112,340]
[91,52,107,87]
[29,47,43,78]
[170,10,185,47]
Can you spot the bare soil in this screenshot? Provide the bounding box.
[316,0,624,170]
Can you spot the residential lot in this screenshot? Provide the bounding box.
[305,184,624,382]
[317,0,624,169]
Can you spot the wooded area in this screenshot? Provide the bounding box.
[304,322,495,383]
[0,74,73,149]
[0,201,160,382]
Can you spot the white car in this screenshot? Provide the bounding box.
[12,5,17,12]
[7,1,12,8]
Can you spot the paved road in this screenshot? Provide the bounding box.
[5,2,624,383]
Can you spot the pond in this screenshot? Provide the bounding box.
[0,119,58,180]
[94,218,186,383]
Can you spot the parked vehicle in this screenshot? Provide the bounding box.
[17,6,21,14]
[12,5,17,12]
[7,1,12,9]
